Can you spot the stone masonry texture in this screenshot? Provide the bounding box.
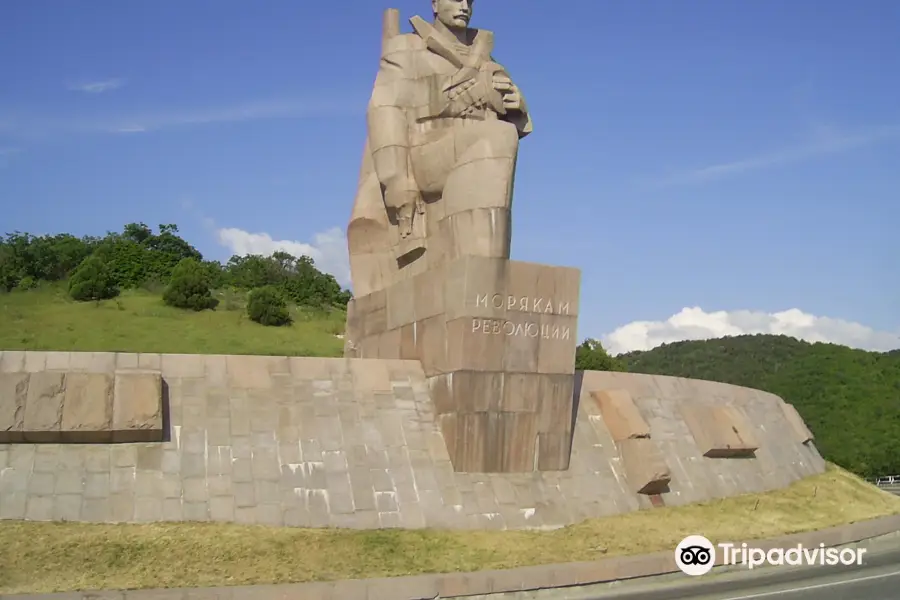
[0,350,827,529]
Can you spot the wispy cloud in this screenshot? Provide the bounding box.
[0,96,357,141]
[650,122,900,187]
[105,98,349,134]
[67,78,126,94]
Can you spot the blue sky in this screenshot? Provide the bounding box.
[2,0,898,353]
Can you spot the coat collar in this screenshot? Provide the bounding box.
[409,15,494,69]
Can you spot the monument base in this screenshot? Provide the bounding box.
[429,371,573,472]
[344,256,581,473]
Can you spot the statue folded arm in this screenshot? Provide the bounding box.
[503,87,533,138]
[488,55,533,137]
[367,37,421,218]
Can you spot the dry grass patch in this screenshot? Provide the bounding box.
[1,465,898,593]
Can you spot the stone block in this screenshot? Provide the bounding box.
[592,389,651,442]
[443,257,580,376]
[358,289,388,338]
[61,373,114,443]
[537,374,574,434]
[44,351,71,370]
[445,316,506,373]
[23,351,47,372]
[0,372,29,442]
[112,371,164,442]
[781,401,814,444]
[618,437,671,495]
[22,372,66,442]
[385,276,416,329]
[680,403,759,458]
[430,370,574,473]
[226,356,272,389]
[536,431,572,471]
[0,350,25,373]
[349,359,393,392]
[69,351,116,372]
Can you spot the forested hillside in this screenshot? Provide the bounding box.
[0,223,351,356]
[0,223,350,308]
[621,335,900,478]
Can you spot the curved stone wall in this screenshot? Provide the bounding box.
[575,370,824,511]
[0,351,825,529]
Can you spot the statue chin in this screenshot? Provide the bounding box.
[438,16,468,29]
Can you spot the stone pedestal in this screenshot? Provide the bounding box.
[345,256,581,473]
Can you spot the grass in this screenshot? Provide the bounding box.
[0,284,345,357]
[1,465,898,593]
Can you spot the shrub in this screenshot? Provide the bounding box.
[68,255,120,301]
[15,276,37,291]
[163,258,218,311]
[247,285,292,326]
[575,339,626,372]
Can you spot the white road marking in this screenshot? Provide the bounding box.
[718,568,900,599]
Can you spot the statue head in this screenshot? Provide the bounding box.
[432,0,473,30]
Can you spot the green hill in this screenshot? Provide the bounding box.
[621,334,900,478]
[0,223,349,356]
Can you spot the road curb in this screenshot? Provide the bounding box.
[2,514,900,600]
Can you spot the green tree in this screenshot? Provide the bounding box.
[0,231,97,290]
[247,285,291,326]
[67,255,119,301]
[162,258,218,311]
[95,223,203,288]
[575,338,626,372]
[224,251,351,308]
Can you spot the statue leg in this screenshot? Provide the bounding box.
[435,120,520,263]
[347,140,396,297]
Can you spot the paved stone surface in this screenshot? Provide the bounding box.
[0,351,826,529]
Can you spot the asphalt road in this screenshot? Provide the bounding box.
[587,536,900,600]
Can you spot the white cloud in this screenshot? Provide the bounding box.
[652,123,900,186]
[216,226,350,287]
[0,96,355,140]
[67,78,125,94]
[603,307,900,355]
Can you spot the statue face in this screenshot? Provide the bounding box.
[432,0,473,29]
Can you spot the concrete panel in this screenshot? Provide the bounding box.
[0,372,29,442]
[61,373,114,443]
[112,371,163,442]
[0,353,827,530]
[591,389,651,442]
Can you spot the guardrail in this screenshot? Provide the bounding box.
[870,475,900,486]
[869,475,900,495]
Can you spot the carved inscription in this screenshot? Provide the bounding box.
[472,318,571,340]
[475,293,571,316]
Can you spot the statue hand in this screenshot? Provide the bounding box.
[383,184,421,211]
[492,73,522,112]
